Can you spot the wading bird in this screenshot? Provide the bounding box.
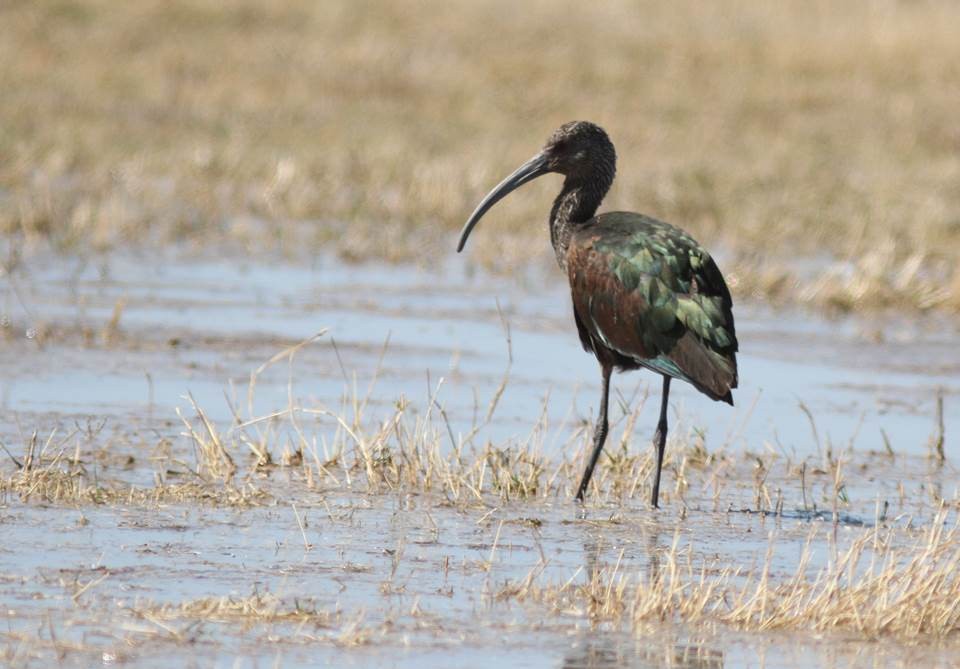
[456,122,738,507]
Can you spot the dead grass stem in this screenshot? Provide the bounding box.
[501,509,960,639]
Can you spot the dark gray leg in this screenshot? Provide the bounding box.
[575,364,612,502]
[650,375,671,508]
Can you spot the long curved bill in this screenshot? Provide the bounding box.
[456,152,550,252]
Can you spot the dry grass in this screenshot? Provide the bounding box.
[0,342,885,512]
[127,593,383,647]
[2,329,957,655]
[0,425,269,507]
[4,371,960,651]
[221,371,710,505]
[137,592,335,627]
[0,357,844,513]
[2,1,960,312]
[501,509,960,639]
[0,464,268,507]
[0,595,375,665]
[0,401,670,507]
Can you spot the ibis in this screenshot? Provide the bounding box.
[457,121,738,507]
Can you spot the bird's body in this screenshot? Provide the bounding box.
[457,121,738,507]
[566,212,737,403]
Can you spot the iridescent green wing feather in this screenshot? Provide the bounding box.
[567,212,738,402]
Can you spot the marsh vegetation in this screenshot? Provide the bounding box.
[2,1,960,311]
[3,1,960,666]
[1,254,958,666]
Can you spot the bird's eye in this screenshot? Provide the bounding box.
[553,139,569,152]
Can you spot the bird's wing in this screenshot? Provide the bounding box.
[567,212,738,403]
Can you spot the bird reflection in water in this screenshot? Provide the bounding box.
[561,635,723,669]
[565,520,723,668]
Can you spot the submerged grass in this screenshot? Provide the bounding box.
[137,592,338,628]
[3,328,960,664]
[0,329,939,514]
[0,461,269,507]
[501,510,960,638]
[5,365,960,645]
[2,1,960,313]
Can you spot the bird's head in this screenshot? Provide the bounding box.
[457,121,615,252]
[541,121,616,179]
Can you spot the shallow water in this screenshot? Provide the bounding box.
[2,251,957,457]
[2,251,960,667]
[2,482,957,668]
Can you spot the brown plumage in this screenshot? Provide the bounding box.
[567,222,737,403]
[457,121,738,507]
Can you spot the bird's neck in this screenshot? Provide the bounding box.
[550,174,611,270]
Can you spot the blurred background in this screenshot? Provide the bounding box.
[2,0,959,313]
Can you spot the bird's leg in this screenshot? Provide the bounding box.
[650,375,671,508]
[575,364,612,502]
